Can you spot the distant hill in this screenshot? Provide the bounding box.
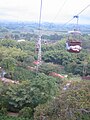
[0,21,90,34]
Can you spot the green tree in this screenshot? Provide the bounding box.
[1,57,16,79]
[34,81,90,120]
[6,73,58,112]
[39,62,65,75]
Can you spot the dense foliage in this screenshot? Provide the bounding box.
[0,26,90,120]
[0,37,90,78]
[0,115,32,120]
[0,73,58,119]
[34,81,90,120]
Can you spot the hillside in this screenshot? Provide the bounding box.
[0,22,90,120]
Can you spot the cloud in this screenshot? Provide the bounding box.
[0,0,89,24]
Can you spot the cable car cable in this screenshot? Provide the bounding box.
[65,4,90,53]
[53,0,68,22]
[77,4,90,16]
[62,4,90,27]
[37,4,90,32]
[33,4,90,33]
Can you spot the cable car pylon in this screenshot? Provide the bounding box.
[36,0,42,73]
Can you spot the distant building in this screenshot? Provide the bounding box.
[17,39,26,42]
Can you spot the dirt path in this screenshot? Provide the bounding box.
[8,112,19,117]
[0,77,19,84]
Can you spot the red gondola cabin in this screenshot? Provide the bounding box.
[66,30,82,53]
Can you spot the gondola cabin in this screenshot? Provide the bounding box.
[66,30,82,53]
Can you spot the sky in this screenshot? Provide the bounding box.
[0,0,90,24]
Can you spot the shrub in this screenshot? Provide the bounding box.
[0,107,7,115]
[0,115,32,120]
[34,81,90,120]
[19,107,33,119]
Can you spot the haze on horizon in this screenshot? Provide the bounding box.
[0,0,90,25]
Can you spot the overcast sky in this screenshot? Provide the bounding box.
[0,0,90,24]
